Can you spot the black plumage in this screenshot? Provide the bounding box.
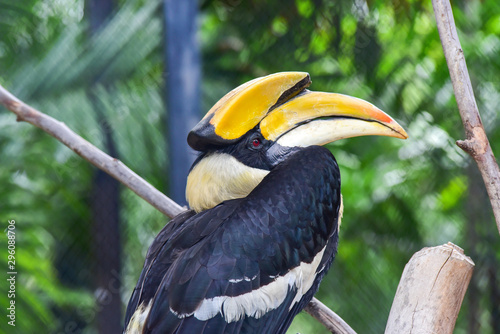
[124,71,407,334]
[124,146,341,334]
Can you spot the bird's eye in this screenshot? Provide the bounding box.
[252,138,261,148]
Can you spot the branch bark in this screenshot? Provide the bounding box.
[0,85,185,218]
[305,298,357,334]
[385,243,474,334]
[433,0,500,234]
[0,84,353,334]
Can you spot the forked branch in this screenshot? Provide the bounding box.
[433,0,500,234]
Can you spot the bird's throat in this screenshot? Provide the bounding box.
[186,153,269,212]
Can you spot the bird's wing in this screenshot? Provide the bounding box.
[124,209,196,326]
[124,200,244,333]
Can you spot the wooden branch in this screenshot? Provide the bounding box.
[0,84,185,219]
[305,298,357,334]
[433,0,500,234]
[385,242,474,334]
[0,84,351,333]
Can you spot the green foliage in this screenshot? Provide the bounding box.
[199,0,500,333]
[1,0,167,331]
[1,0,500,333]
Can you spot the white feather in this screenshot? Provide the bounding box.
[180,246,327,323]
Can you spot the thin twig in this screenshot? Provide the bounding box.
[0,84,353,334]
[433,0,500,234]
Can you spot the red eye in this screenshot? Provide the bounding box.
[252,138,261,147]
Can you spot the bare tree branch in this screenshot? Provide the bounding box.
[0,84,352,334]
[433,0,500,234]
[305,298,357,334]
[0,84,185,218]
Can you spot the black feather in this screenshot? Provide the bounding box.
[124,146,342,334]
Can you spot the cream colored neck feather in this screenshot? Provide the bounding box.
[186,153,270,212]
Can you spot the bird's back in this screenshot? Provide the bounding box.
[124,146,342,334]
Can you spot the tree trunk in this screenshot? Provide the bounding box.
[385,243,474,334]
[86,0,122,332]
[163,0,201,205]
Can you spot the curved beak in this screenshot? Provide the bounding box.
[260,90,408,147]
[188,72,408,151]
[188,72,311,151]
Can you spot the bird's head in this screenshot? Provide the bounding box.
[186,72,407,212]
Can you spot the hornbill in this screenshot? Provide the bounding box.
[124,72,407,333]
